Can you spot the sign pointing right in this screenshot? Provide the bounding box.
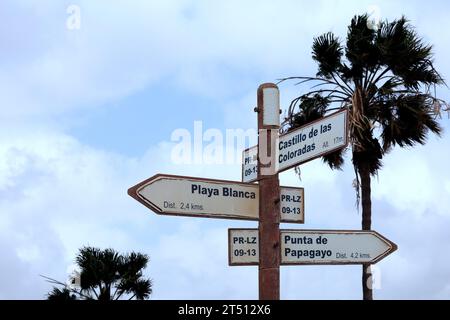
[228,229,397,266]
[281,230,397,265]
[242,110,348,183]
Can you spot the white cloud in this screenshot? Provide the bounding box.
[372,137,450,219]
[5,0,449,120]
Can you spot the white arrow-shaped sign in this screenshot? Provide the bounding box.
[242,110,348,183]
[228,229,397,266]
[129,174,304,223]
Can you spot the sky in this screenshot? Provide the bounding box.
[1,0,450,300]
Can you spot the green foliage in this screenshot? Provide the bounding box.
[313,32,343,78]
[47,287,77,301]
[45,246,152,300]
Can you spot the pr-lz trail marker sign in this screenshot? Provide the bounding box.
[228,229,397,266]
[242,110,348,183]
[128,174,305,223]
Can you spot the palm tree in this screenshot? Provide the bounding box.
[45,246,152,300]
[281,14,446,300]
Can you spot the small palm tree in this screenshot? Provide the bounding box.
[45,246,152,300]
[281,14,446,299]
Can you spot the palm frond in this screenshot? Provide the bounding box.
[380,94,442,150]
[346,14,379,82]
[312,32,343,78]
[322,148,346,170]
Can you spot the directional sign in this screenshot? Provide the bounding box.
[129,174,304,223]
[228,229,397,266]
[228,229,259,266]
[242,110,348,182]
[277,110,348,172]
[280,230,397,265]
[242,146,258,183]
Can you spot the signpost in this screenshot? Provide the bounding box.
[128,174,304,223]
[228,229,397,266]
[128,82,397,300]
[242,110,348,183]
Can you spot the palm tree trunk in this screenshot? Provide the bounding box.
[359,163,373,300]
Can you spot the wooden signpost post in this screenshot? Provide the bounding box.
[256,83,281,300]
[128,82,397,300]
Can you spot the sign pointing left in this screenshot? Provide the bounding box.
[129,174,258,221]
[129,174,304,222]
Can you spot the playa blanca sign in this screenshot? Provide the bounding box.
[129,174,304,223]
